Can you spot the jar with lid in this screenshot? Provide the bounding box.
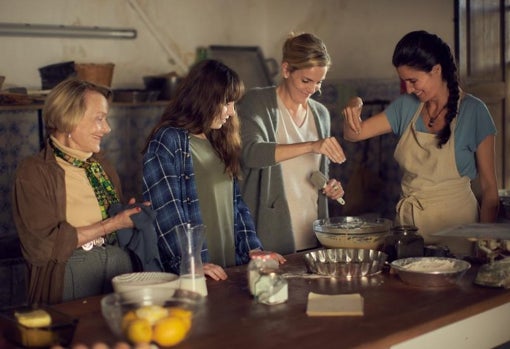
[253,268,288,305]
[247,252,279,296]
[382,225,424,262]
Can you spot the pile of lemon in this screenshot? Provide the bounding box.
[122,304,193,347]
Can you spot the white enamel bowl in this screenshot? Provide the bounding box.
[111,272,180,294]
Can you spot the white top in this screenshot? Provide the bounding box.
[276,96,321,250]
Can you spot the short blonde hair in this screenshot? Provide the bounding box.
[282,33,331,72]
[43,78,111,136]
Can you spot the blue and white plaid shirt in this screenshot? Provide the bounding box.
[143,127,263,274]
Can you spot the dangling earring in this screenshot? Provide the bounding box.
[68,133,71,139]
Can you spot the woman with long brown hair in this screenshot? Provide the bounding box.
[143,59,285,281]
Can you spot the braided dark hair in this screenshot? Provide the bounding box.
[392,30,459,148]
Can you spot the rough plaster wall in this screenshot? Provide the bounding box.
[0,0,454,89]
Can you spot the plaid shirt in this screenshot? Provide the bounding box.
[143,127,262,274]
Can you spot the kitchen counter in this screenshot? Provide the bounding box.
[1,251,508,349]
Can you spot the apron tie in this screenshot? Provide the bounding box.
[396,195,424,226]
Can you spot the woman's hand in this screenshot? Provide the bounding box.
[203,263,228,281]
[322,178,345,201]
[342,96,364,136]
[311,137,346,164]
[76,198,151,247]
[109,198,151,231]
[249,250,287,264]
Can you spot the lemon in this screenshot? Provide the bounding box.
[166,307,192,319]
[121,310,138,332]
[166,307,192,331]
[135,305,168,325]
[125,318,152,345]
[152,316,189,347]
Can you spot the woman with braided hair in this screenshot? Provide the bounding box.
[342,30,499,257]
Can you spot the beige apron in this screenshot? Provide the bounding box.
[394,103,478,256]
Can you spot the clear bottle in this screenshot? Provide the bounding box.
[383,225,424,262]
[247,253,279,296]
[175,223,208,296]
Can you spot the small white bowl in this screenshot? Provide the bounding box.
[112,272,179,294]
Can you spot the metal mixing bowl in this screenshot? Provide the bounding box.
[313,216,393,249]
[391,257,471,288]
[304,248,388,278]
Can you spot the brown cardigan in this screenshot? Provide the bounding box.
[12,139,123,305]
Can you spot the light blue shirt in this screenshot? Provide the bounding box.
[385,93,496,179]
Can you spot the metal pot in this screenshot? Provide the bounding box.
[143,72,182,100]
[112,89,160,103]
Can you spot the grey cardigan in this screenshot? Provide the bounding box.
[237,86,330,255]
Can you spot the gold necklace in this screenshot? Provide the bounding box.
[426,103,447,128]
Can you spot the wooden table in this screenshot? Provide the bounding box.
[1,252,509,348]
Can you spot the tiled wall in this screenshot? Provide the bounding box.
[0,109,41,237]
[314,79,402,220]
[102,104,165,202]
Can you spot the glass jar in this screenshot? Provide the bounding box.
[253,268,288,305]
[247,253,279,296]
[383,225,424,262]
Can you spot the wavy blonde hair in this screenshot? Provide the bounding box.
[282,32,331,73]
[43,78,111,136]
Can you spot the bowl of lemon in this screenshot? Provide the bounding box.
[101,287,203,347]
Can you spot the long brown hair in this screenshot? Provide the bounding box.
[144,59,245,178]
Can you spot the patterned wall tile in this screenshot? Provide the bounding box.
[314,79,402,220]
[0,110,41,236]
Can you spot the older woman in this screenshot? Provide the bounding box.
[12,78,148,304]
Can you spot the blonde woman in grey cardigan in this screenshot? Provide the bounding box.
[238,33,346,255]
